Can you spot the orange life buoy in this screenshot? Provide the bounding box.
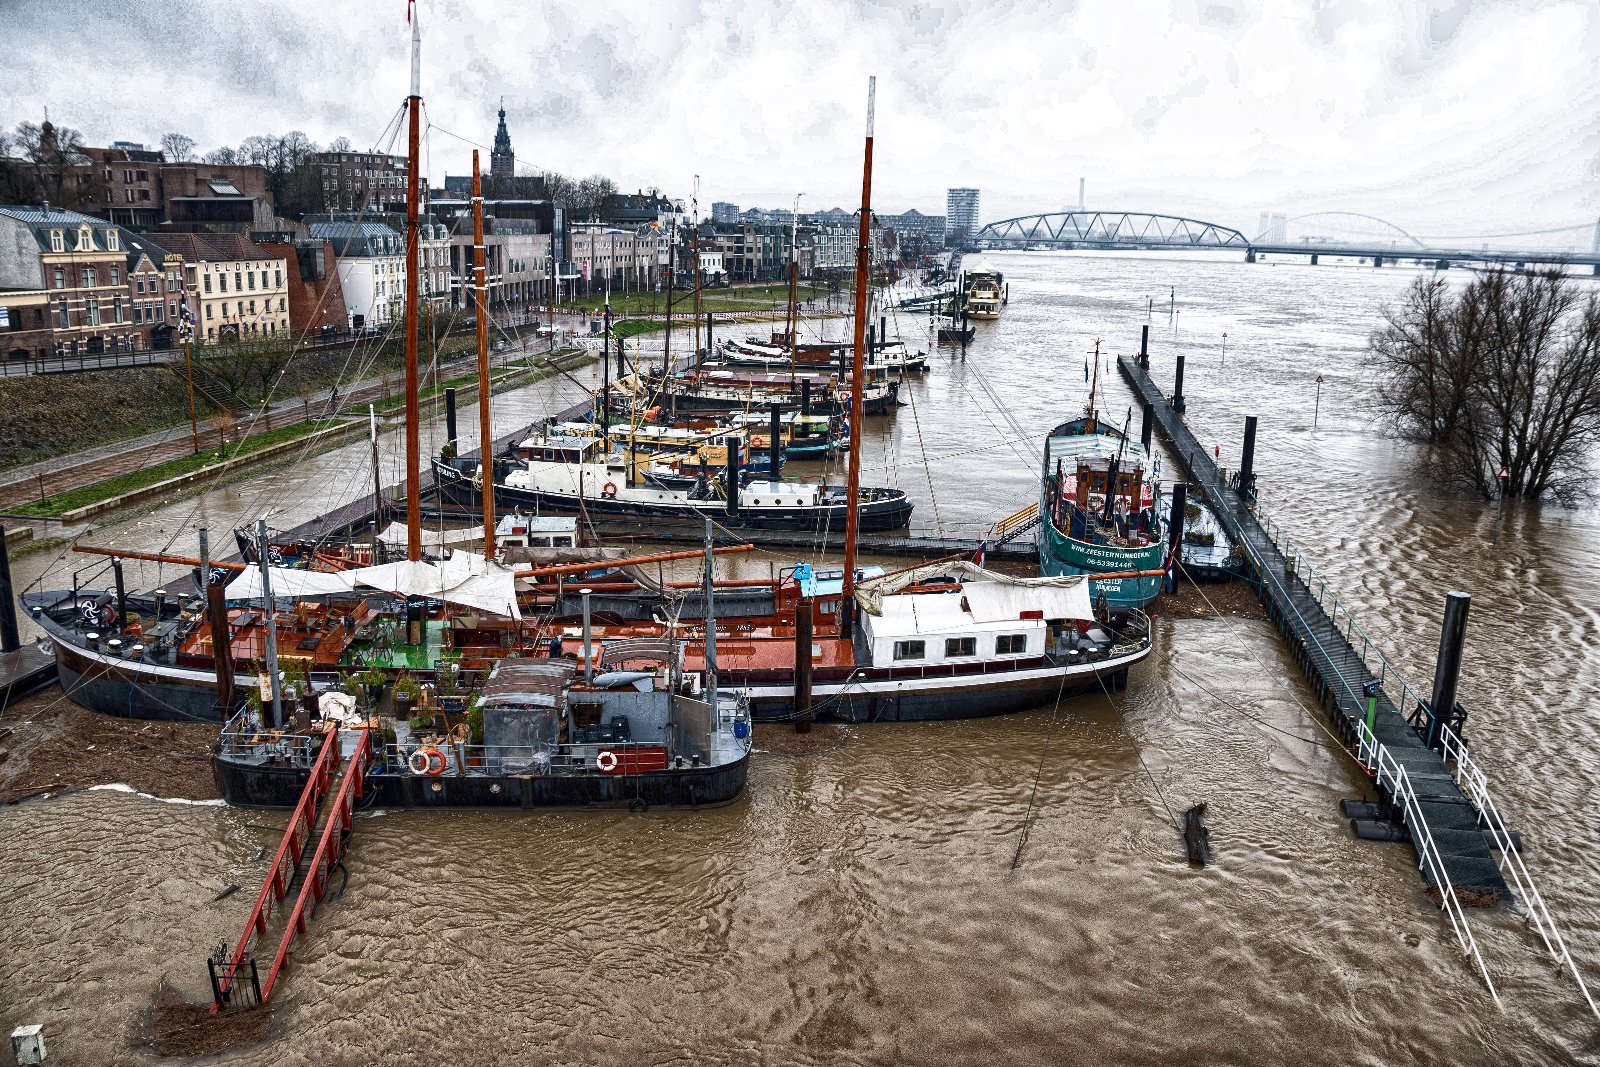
[601,482,619,499]
[408,746,446,776]
[596,749,619,772]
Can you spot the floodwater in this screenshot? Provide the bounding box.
[4,251,1600,1064]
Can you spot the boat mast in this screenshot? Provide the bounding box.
[786,192,802,386]
[662,218,675,377]
[472,149,496,561]
[402,9,424,562]
[691,175,703,360]
[703,516,718,715]
[1087,338,1100,431]
[840,76,876,640]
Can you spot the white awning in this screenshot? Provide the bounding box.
[225,566,352,600]
[855,560,1093,623]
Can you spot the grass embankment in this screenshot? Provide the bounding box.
[9,420,338,518]
[370,348,593,414]
[562,282,831,317]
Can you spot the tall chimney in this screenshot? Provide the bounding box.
[1078,178,1085,212]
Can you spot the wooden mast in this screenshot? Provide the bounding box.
[402,10,423,562]
[472,150,496,561]
[840,76,876,639]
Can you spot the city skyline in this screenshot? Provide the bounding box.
[5,0,1598,239]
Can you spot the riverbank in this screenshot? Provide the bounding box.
[0,686,221,805]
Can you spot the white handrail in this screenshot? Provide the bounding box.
[1355,718,1501,1008]
[1437,723,1599,1019]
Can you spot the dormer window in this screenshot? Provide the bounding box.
[106,229,120,251]
[75,225,96,252]
[49,230,64,253]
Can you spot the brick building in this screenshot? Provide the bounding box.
[148,232,289,341]
[254,236,351,341]
[0,289,53,362]
[308,151,407,213]
[0,205,142,356]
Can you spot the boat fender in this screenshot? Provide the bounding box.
[591,670,653,690]
[628,797,648,813]
[596,750,619,772]
[1350,819,1408,843]
[601,481,619,499]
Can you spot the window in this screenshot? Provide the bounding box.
[86,297,100,326]
[49,229,63,253]
[204,273,213,293]
[892,640,925,661]
[57,298,69,329]
[136,170,148,181]
[279,297,286,312]
[125,189,134,203]
[75,225,95,252]
[996,634,1028,655]
[247,271,255,290]
[205,304,213,319]
[274,268,282,288]
[123,169,133,183]
[167,302,174,320]
[80,267,93,287]
[135,276,144,294]
[218,273,226,292]
[106,230,119,251]
[248,299,255,314]
[112,298,122,323]
[53,267,64,289]
[944,637,977,658]
[138,189,150,202]
[110,266,120,285]
[234,271,242,290]
[160,302,168,321]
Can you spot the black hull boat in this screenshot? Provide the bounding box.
[213,748,749,810]
[433,459,914,532]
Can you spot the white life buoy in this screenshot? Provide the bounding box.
[596,749,619,772]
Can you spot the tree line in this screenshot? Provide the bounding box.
[1369,270,1600,501]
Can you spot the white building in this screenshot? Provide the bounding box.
[308,218,407,329]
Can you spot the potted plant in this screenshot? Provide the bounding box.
[359,667,387,707]
[393,675,422,720]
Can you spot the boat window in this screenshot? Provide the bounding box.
[997,634,1027,654]
[893,640,926,661]
[944,637,977,658]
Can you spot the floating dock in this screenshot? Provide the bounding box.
[1117,353,1510,900]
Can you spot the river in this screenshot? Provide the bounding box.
[2,250,1598,1065]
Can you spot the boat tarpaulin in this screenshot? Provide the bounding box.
[225,566,352,600]
[854,561,1093,622]
[344,552,522,620]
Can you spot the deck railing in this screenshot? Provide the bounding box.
[219,712,318,767]
[1353,717,1500,1006]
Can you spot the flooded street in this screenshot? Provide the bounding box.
[4,252,1600,1064]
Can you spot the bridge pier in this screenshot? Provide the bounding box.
[1245,249,1256,264]
[1373,255,1383,268]
[1310,254,1319,266]
[1594,264,1599,277]
[1436,260,1451,270]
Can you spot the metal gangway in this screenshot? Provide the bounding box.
[209,725,372,1010]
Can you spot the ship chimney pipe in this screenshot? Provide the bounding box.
[0,525,19,653]
[768,404,782,484]
[1165,482,1188,594]
[112,557,127,633]
[724,435,741,516]
[1427,592,1471,751]
[1172,355,1187,415]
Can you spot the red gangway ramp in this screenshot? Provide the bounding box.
[209,726,372,1010]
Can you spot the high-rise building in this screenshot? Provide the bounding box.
[711,201,740,224]
[491,104,515,186]
[946,188,979,247]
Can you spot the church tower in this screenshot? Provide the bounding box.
[490,102,514,186]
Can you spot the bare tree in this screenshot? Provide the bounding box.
[327,135,353,153]
[1370,270,1600,500]
[12,118,105,208]
[204,145,242,165]
[160,132,196,163]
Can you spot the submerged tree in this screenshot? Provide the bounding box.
[1369,270,1600,500]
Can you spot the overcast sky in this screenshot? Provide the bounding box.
[6,0,1598,242]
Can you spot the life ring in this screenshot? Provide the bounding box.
[408,746,446,776]
[601,482,619,499]
[596,749,619,772]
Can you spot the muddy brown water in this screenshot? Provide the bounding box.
[3,251,1599,1065]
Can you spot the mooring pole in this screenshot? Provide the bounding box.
[706,311,714,358]
[444,387,458,451]
[794,598,813,733]
[0,525,19,653]
[1165,482,1188,594]
[1139,402,1154,455]
[198,528,235,719]
[1427,592,1471,751]
[1172,355,1186,415]
[800,380,811,418]
[1139,324,1150,370]
[1238,415,1258,502]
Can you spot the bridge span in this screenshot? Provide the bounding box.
[972,210,1600,272]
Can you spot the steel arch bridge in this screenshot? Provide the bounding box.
[974,211,1250,250]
